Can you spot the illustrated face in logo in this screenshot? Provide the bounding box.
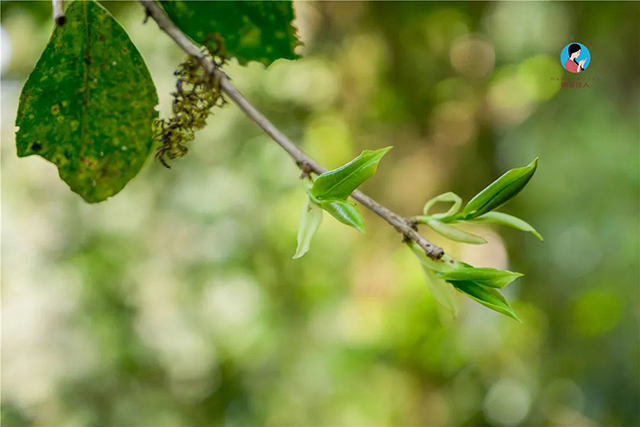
[561,42,591,73]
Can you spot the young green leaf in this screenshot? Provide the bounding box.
[450,281,520,321]
[422,265,459,316]
[471,212,544,241]
[439,267,523,288]
[15,0,158,203]
[426,219,487,245]
[293,197,323,259]
[423,192,462,218]
[311,147,392,200]
[461,158,539,219]
[318,199,365,233]
[160,0,301,66]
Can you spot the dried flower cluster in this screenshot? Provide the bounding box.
[154,53,225,167]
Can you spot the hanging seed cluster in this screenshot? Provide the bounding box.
[153,54,225,167]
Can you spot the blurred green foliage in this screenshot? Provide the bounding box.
[1,1,638,426]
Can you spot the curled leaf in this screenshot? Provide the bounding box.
[318,198,364,233]
[462,158,538,219]
[423,192,462,218]
[311,147,392,200]
[427,219,487,245]
[450,281,520,322]
[472,212,543,241]
[439,267,523,288]
[293,196,323,259]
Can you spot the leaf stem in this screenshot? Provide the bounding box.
[413,216,431,225]
[138,0,444,260]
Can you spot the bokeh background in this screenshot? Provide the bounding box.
[2,1,639,426]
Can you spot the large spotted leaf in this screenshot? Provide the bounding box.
[15,0,158,203]
[161,0,301,66]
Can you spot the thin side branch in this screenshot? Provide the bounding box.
[138,0,444,260]
[52,0,65,26]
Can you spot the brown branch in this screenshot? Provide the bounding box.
[52,0,65,26]
[138,0,444,260]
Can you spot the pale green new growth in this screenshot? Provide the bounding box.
[422,261,459,316]
[426,219,487,245]
[409,159,541,321]
[311,147,392,200]
[294,196,323,259]
[423,191,462,218]
[294,147,391,258]
[310,147,392,232]
[471,212,544,241]
[317,199,365,233]
[462,158,538,219]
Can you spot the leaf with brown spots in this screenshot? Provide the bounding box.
[160,0,301,66]
[15,0,158,203]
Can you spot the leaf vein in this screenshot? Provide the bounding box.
[81,1,91,147]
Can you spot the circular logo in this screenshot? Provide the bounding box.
[561,42,590,73]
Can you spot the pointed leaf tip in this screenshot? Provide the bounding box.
[462,158,539,220]
[440,266,523,288]
[471,212,543,241]
[450,280,520,321]
[311,146,392,200]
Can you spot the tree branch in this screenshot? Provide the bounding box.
[138,0,444,260]
[52,0,65,26]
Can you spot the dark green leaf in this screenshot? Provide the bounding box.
[293,197,323,259]
[450,281,520,321]
[426,219,487,245]
[15,0,158,203]
[439,267,523,288]
[318,198,364,233]
[472,212,544,241]
[161,0,301,66]
[461,158,539,219]
[311,147,392,200]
